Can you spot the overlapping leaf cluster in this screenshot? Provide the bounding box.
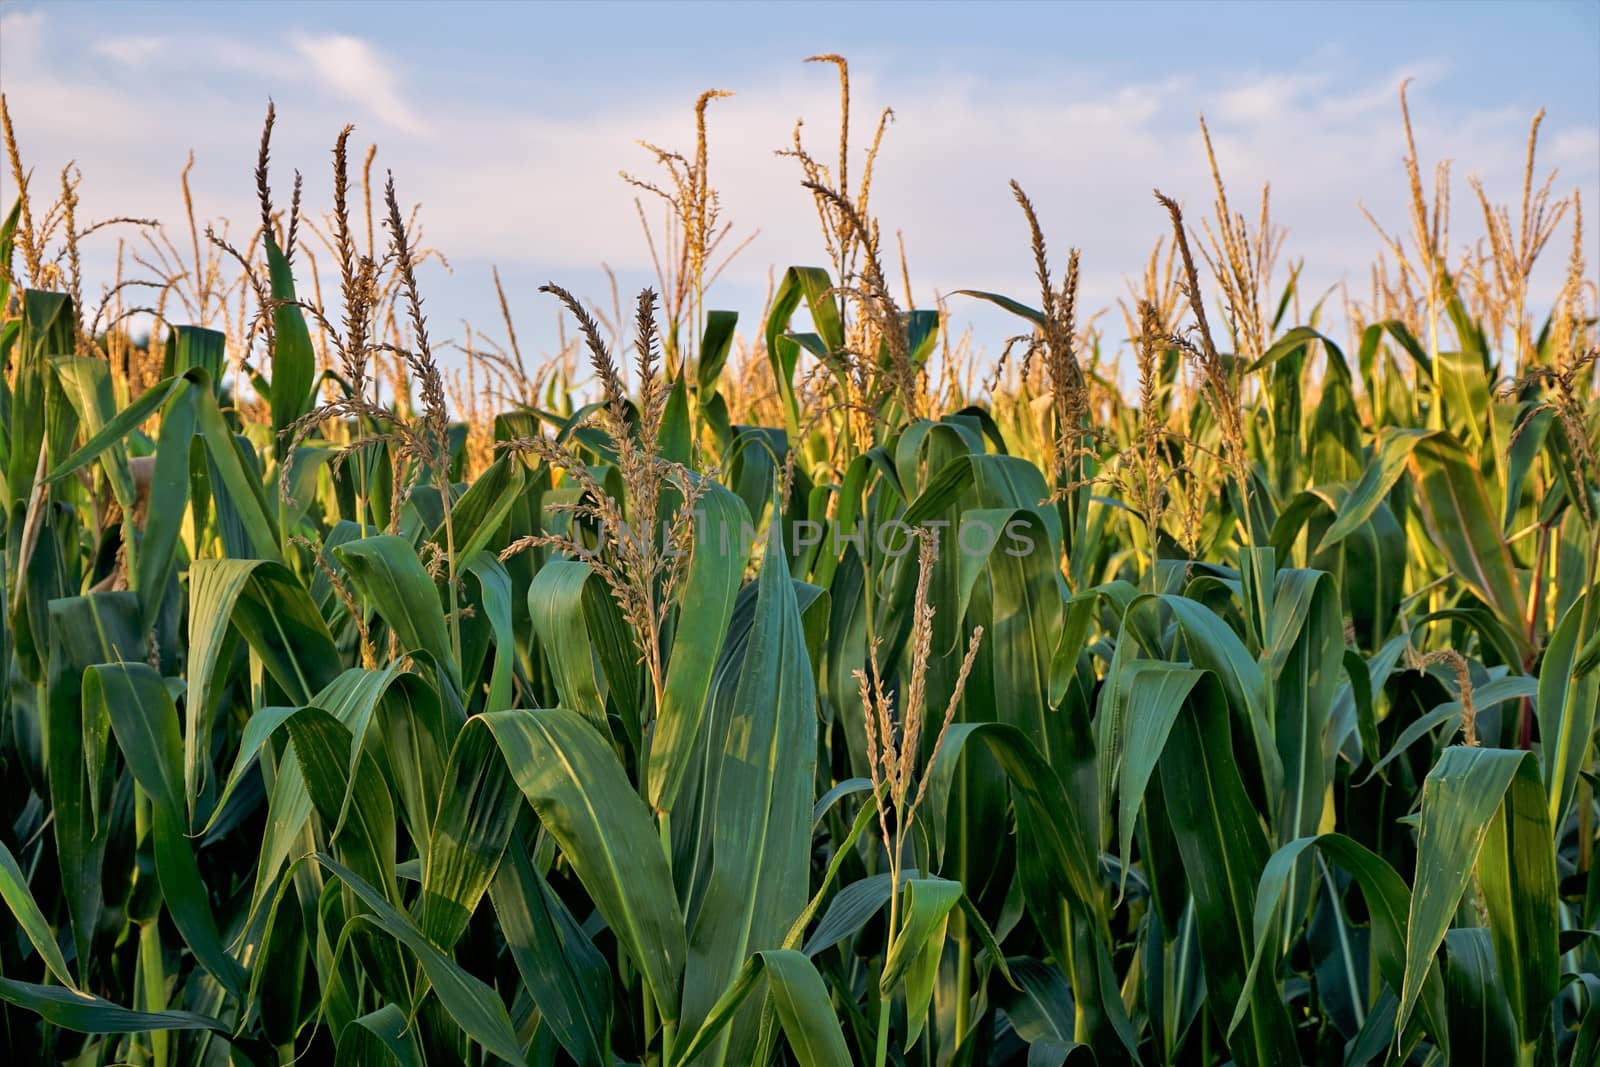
[1,66,1598,1067]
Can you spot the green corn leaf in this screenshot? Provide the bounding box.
[490,838,613,1067]
[44,591,143,975]
[7,290,75,508]
[527,558,634,736]
[185,558,340,812]
[649,480,750,812]
[1500,403,1553,533]
[288,707,411,1006]
[0,199,19,310]
[1139,593,1284,814]
[881,877,963,1046]
[1232,833,1447,1047]
[698,310,739,395]
[1539,590,1598,833]
[951,289,1045,327]
[1155,671,1299,1067]
[477,708,687,1024]
[462,551,516,713]
[421,715,519,950]
[429,452,524,565]
[784,795,880,954]
[333,1004,426,1067]
[337,534,463,704]
[1442,928,1517,1065]
[660,372,692,464]
[680,513,817,1062]
[1108,662,1204,900]
[48,354,135,508]
[999,958,1074,1046]
[312,853,526,1064]
[166,324,228,384]
[193,382,283,560]
[1396,747,1558,1051]
[264,235,316,444]
[800,872,893,957]
[1314,427,1432,554]
[923,721,1107,941]
[1407,433,1529,660]
[86,663,247,999]
[764,267,842,435]
[673,950,851,1067]
[0,839,76,990]
[0,979,243,1042]
[133,376,196,629]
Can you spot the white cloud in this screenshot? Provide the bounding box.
[1550,126,1600,173]
[91,33,167,67]
[1216,72,1329,124]
[289,32,426,135]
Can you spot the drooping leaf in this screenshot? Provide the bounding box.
[477,708,687,1025]
[1397,747,1557,1049]
[673,950,852,1067]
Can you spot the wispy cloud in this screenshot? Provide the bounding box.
[92,33,168,67]
[289,32,427,135]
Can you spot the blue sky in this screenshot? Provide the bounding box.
[2,0,1596,370]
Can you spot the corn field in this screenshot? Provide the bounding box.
[0,56,1597,1067]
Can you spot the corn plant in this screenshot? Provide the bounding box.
[1,64,1598,1067]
